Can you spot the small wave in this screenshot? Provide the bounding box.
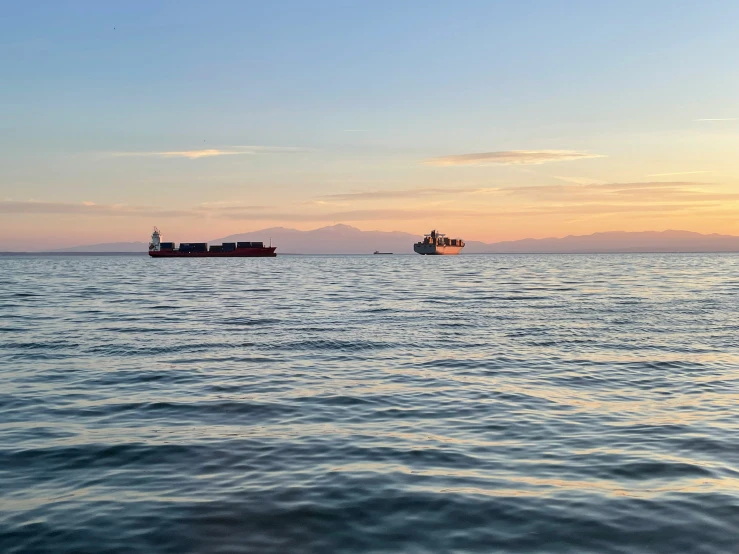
[3,253,739,553]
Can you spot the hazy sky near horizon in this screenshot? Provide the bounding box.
[2,0,739,249]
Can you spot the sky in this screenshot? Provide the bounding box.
[1,0,738,250]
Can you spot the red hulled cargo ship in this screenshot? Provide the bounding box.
[148,227,276,257]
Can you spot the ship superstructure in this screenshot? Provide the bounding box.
[413,230,465,255]
[148,227,276,257]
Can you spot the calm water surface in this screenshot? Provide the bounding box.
[1,254,738,553]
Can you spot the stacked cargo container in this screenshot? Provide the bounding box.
[179,243,208,253]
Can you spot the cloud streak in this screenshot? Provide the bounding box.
[319,182,721,206]
[108,145,308,159]
[648,171,711,177]
[0,200,268,218]
[0,200,194,217]
[480,182,739,222]
[220,203,734,222]
[497,181,731,202]
[221,208,485,222]
[553,176,609,185]
[6,181,737,226]
[111,149,249,159]
[424,150,604,167]
[194,201,274,211]
[317,186,496,201]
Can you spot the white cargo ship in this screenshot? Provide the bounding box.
[414,230,465,255]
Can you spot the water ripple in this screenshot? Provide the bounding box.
[1,253,739,553]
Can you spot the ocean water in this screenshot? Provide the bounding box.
[1,253,738,553]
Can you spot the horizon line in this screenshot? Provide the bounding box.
[8,226,739,253]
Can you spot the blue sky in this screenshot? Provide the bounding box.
[1,1,738,248]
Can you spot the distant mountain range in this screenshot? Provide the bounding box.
[48,241,150,253]
[211,225,419,254]
[466,230,739,253]
[43,226,739,254]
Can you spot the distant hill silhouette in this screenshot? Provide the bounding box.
[463,230,739,253]
[211,224,418,254]
[47,241,149,253]
[46,226,739,254]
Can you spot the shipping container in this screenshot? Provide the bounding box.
[179,242,208,252]
[250,242,264,248]
[237,242,251,248]
[209,245,223,252]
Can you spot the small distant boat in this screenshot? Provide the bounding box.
[374,251,393,255]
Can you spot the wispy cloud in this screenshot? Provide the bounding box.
[220,203,733,223]
[303,199,351,207]
[224,145,311,153]
[0,200,195,217]
[553,176,609,185]
[111,149,248,159]
[694,118,739,122]
[194,201,274,212]
[424,150,604,167]
[499,181,723,201]
[517,203,719,216]
[0,200,268,217]
[221,208,485,222]
[7,181,736,226]
[107,145,308,159]
[223,182,736,222]
[317,186,492,201]
[648,171,712,177]
[504,181,700,193]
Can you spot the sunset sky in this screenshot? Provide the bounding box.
[2,1,738,250]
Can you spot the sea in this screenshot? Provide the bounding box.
[1,253,738,553]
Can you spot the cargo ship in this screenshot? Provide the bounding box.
[148,227,276,257]
[414,230,465,255]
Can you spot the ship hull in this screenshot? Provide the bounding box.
[149,247,276,258]
[413,245,463,255]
